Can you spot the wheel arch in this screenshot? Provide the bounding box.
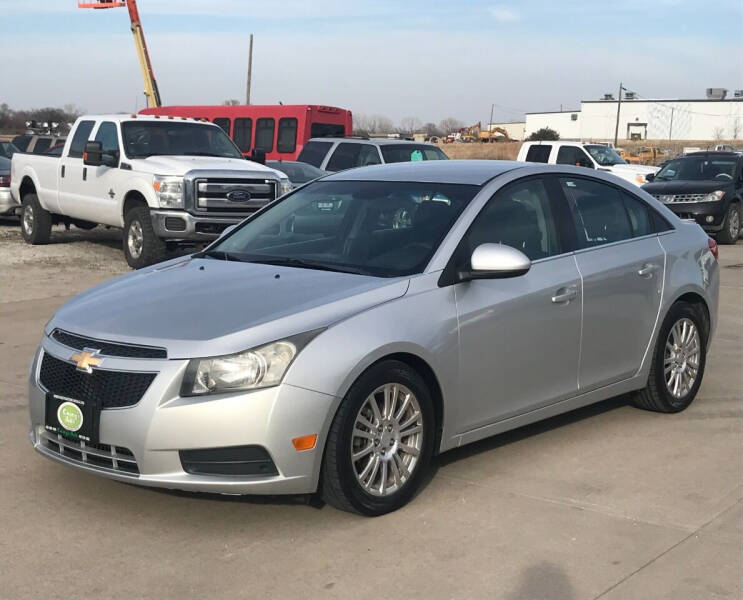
[19,175,37,199]
[122,190,148,220]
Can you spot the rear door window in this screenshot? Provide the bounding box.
[234,118,252,152]
[380,144,448,163]
[68,120,96,159]
[326,143,381,171]
[525,145,551,163]
[32,138,51,154]
[255,118,275,152]
[213,118,231,135]
[556,146,593,168]
[560,177,632,247]
[277,118,298,153]
[296,140,332,167]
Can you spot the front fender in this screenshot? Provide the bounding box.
[118,175,159,227]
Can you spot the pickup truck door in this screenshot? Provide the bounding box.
[58,120,96,220]
[82,121,123,225]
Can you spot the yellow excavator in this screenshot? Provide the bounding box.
[78,0,162,108]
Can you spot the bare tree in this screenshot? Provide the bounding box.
[421,122,442,137]
[439,117,464,134]
[353,113,395,135]
[399,116,422,133]
[731,117,741,140]
[713,126,725,142]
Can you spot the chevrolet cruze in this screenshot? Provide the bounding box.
[29,160,719,515]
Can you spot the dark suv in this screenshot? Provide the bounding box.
[643,152,742,244]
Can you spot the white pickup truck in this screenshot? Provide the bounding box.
[10,114,291,268]
[517,141,659,186]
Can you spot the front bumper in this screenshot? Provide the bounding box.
[0,188,19,216]
[150,210,247,241]
[28,337,338,495]
[664,202,726,232]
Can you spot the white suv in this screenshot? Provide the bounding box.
[517,141,659,186]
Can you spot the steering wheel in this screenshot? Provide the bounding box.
[714,173,733,180]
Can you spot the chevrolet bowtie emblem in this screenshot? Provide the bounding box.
[71,348,102,374]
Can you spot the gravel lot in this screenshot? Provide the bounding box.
[1,218,741,599]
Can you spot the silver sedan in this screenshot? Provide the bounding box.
[29,160,719,515]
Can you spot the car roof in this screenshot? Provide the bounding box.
[323,159,524,185]
[307,137,436,146]
[76,114,218,125]
[684,151,741,157]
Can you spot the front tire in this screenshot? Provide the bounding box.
[632,302,707,413]
[123,206,166,269]
[21,193,52,245]
[717,204,740,245]
[321,360,435,516]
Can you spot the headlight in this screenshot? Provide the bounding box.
[153,175,184,209]
[180,331,322,396]
[279,177,292,197]
[701,190,725,202]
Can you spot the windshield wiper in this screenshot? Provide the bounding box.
[195,249,248,262]
[249,257,372,276]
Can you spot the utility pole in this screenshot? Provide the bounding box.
[246,33,254,105]
[613,82,623,147]
[668,107,675,141]
[489,103,494,132]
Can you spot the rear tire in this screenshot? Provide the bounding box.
[20,193,52,245]
[632,302,707,413]
[717,204,740,245]
[321,360,435,516]
[122,206,166,269]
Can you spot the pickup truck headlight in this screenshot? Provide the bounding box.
[701,190,725,202]
[180,330,322,396]
[279,177,292,197]
[153,175,184,209]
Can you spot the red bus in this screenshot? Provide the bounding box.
[140,104,352,161]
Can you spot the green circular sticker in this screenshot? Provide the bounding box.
[57,402,83,432]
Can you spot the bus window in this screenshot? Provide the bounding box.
[255,118,275,152]
[311,123,345,138]
[234,118,252,152]
[213,118,231,135]
[277,118,298,153]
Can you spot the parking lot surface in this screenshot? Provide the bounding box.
[1,220,741,599]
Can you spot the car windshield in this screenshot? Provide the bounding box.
[380,144,448,163]
[267,161,325,184]
[0,142,19,159]
[121,121,244,159]
[584,145,626,166]
[211,180,479,277]
[655,157,738,181]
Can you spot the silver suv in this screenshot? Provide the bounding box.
[297,137,448,172]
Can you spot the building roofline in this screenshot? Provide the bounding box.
[581,98,743,104]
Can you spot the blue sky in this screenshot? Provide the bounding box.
[1,0,741,124]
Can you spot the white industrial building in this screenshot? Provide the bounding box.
[488,121,526,141]
[524,92,743,142]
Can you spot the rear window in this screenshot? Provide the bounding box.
[277,118,298,154]
[380,144,448,163]
[310,122,345,138]
[12,135,31,152]
[297,140,333,168]
[525,145,551,163]
[68,121,96,159]
[32,138,52,154]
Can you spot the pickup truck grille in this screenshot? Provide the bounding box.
[194,178,277,214]
[652,193,707,204]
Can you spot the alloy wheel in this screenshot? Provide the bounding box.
[351,383,423,497]
[730,209,740,240]
[664,317,701,399]
[127,220,144,259]
[23,204,34,235]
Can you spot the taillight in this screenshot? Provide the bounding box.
[0,175,10,187]
[708,237,718,260]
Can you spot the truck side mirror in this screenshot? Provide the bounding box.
[83,141,103,167]
[250,148,266,164]
[645,173,655,183]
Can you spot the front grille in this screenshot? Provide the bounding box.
[194,178,276,214]
[40,429,139,475]
[52,329,167,359]
[39,352,156,409]
[653,193,707,204]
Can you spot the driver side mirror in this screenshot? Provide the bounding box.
[83,141,118,167]
[645,173,655,183]
[458,243,531,282]
[250,148,266,164]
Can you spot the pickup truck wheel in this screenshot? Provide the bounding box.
[21,193,52,245]
[123,206,166,269]
[717,204,740,245]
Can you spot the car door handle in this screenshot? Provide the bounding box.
[551,285,578,304]
[637,263,658,278]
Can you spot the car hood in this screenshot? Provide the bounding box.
[642,180,733,195]
[128,155,283,178]
[609,163,660,175]
[49,258,409,359]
